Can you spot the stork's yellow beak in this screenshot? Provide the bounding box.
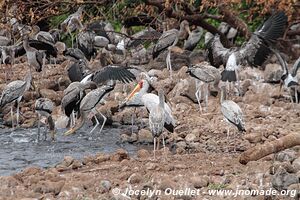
[127,82,142,100]
[64,128,75,136]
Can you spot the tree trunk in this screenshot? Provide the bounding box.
[239,133,300,165]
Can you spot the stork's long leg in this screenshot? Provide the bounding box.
[10,105,14,129]
[16,102,20,128]
[131,114,134,135]
[204,83,209,112]
[295,88,298,104]
[98,111,107,134]
[162,135,166,157]
[37,113,41,141]
[195,79,202,113]
[153,137,156,160]
[235,69,241,96]
[89,115,100,134]
[166,50,173,79]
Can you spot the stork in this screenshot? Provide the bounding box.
[35,98,55,141]
[153,20,191,78]
[206,11,287,69]
[186,62,221,113]
[272,49,300,103]
[149,89,167,159]
[61,81,97,128]
[61,6,84,48]
[219,84,246,152]
[120,76,176,156]
[184,26,203,51]
[23,36,45,72]
[64,81,115,135]
[0,72,32,128]
[31,25,55,44]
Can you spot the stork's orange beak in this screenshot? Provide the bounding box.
[127,82,142,100]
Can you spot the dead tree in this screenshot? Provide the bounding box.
[239,133,300,165]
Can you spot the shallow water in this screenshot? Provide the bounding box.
[0,126,138,176]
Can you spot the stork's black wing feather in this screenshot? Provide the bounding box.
[14,40,58,58]
[92,66,136,85]
[67,62,85,82]
[63,48,86,60]
[255,11,288,43]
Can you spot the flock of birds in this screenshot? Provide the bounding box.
[0,7,299,157]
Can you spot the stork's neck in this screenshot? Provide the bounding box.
[158,91,165,109]
[220,87,226,103]
[23,37,34,52]
[24,72,32,91]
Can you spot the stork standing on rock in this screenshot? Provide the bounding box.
[23,36,45,72]
[0,72,32,128]
[153,20,191,78]
[272,49,300,103]
[120,75,176,158]
[35,98,55,141]
[149,89,167,159]
[186,62,221,113]
[61,6,84,48]
[219,84,246,152]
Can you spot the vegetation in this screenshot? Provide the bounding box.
[0,0,299,48]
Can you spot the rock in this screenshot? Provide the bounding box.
[128,173,143,184]
[33,180,65,195]
[158,178,177,191]
[190,176,209,188]
[145,162,158,170]
[270,161,296,174]
[272,167,299,190]
[110,149,129,161]
[137,149,150,159]
[56,156,74,170]
[287,183,300,198]
[274,150,297,163]
[55,116,69,129]
[244,132,263,143]
[185,133,197,143]
[100,180,111,192]
[138,129,153,143]
[94,36,109,47]
[264,63,283,83]
[71,159,82,169]
[292,157,300,172]
[95,153,110,163]
[39,89,61,105]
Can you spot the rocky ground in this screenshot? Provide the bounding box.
[0,53,300,199]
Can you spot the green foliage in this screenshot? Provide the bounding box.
[49,13,69,29]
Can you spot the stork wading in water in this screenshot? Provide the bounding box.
[64,81,115,136]
[272,49,300,103]
[219,84,246,152]
[35,98,55,141]
[207,11,287,82]
[0,72,32,128]
[120,77,176,158]
[153,20,191,78]
[61,81,97,128]
[186,62,221,113]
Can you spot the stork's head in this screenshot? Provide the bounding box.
[127,80,143,100]
[119,80,144,109]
